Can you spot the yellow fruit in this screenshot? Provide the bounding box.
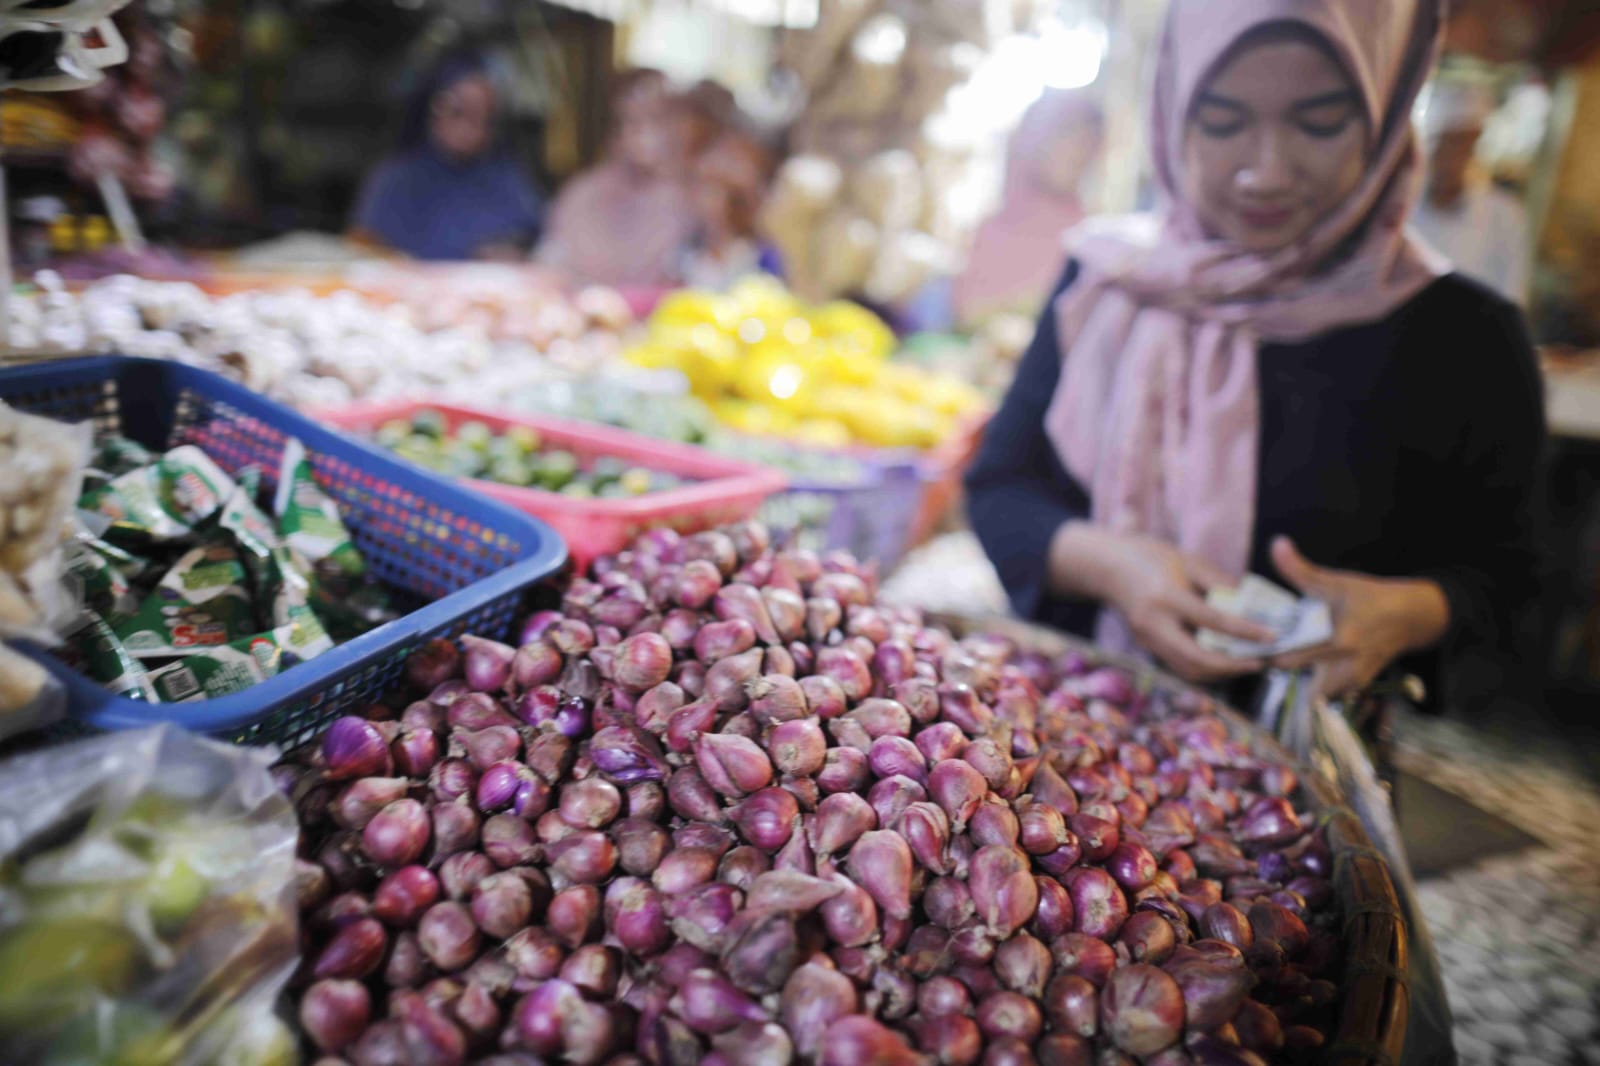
[815,343,880,389]
[808,300,895,361]
[728,275,799,322]
[712,400,795,436]
[791,419,854,448]
[651,290,736,333]
[735,354,814,412]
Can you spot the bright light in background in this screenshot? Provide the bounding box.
[924,11,1108,234]
[1040,18,1109,91]
[931,16,1108,149]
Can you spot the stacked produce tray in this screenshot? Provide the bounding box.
[936,612,1411,1066]
[1,357,568,746]
[315,401,786,573]
[756,449,925,570]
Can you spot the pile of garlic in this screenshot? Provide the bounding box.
[2,273,596,411]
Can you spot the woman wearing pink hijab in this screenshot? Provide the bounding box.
[953,90,1105,326]
[967,0,1545,705]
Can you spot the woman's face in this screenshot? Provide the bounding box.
[1180,36,1369,253]
[431,74,496,161]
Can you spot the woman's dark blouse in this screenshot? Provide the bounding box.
[965,262,1547,690]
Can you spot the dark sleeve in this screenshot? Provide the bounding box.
[351,160,404,242]
[964,262,1099,635]
[504,165,546,243]
[1413,293,1548,704]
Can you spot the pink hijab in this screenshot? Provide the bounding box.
[1044,0,1448,650]
[954,91,1103,324]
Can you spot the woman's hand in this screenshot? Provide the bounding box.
[1269,537,1450,699]
[1049,524,1275,683]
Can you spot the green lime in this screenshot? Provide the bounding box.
[143,852,210,934]
[560,482,595,499]
[505,425,542,453]
[456,421,494,451]
[620,469,653,496]
[540,451,578,490]
[490,457,535,487]
[410,409,449,439]
[374,419,412,448]
[590,457,627,485]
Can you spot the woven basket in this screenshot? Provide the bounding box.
[930,612,1409,1066]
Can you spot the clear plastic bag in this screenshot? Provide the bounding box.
[0,724,301,1065]
[0,399,93,645]
[0,640,67,741]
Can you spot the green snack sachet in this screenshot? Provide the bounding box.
[144,624,303,702]
[79,464,190,543]
[273,438,365,579]
[113,541,257,659]
[68,612,155,702]
[157,446,238,530]
[78,445,237,545]
[62,539,139,622]
[262,547,334,661]
[214,466,279,572]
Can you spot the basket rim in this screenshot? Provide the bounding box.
[309,398,790,518]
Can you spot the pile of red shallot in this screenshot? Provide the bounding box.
[280,522,1342,1066]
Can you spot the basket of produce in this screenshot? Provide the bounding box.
[314,400,787,573]
[749,442,926,570]
[275,520,1405,1065]
[0,356,567,746]
[516,378,929,568]
[624,277,991,453]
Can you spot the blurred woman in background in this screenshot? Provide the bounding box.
[351,50,543,261]
[681,128,782,290]
[953,90,1105,328]
[537,70,697,288]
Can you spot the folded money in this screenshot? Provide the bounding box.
[1197,575,1334,659]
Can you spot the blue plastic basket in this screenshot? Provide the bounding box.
[2,356,568,748]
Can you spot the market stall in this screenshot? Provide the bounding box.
[15,0,1600,1059]
[0,418,1417,1064]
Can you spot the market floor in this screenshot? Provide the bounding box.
[885,533,1600,1065]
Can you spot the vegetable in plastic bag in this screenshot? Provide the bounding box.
[0,725,300,1065]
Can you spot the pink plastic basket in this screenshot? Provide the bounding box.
[314,401,787,573]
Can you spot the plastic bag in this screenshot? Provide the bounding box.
[0,724,300,1066]
[0,399,93,644]
[1265,671,1457,1066]
[0,640,68,739]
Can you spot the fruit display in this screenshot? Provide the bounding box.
[277,521,1353,1064]
[623,277,988,450]
[516,379,878,487]
[372,411,687,500]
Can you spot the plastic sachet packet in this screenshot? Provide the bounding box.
[113,539,257,659]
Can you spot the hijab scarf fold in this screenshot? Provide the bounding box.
[1043,0,1449,651]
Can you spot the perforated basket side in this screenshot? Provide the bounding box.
[1,356,568,745]
[227,583,529,749]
